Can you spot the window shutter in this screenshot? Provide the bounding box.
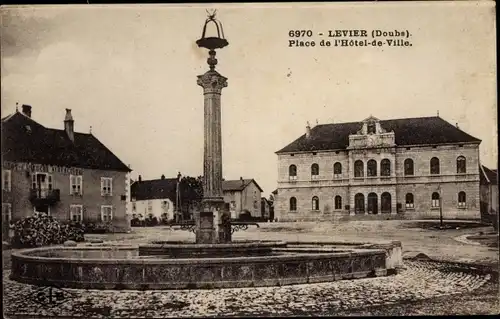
[100,178,104,196]
[32,174,36,189]
[48,175,53,190]
[78,176,83,194]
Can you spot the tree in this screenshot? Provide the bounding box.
[178,176,203,219]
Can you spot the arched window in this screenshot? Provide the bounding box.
[312,196,319,210]
[333,162,342,178]
[334,195,342,210]
[430,157,440,175]
[405,193,414,209]
[404,159,414,176]
[289,165,297,180]
[354,193,365,214]
[458,191,466,208]
[289,197,297,211]
[457,156,466,174]
[367,122,376,134]
[431,192,440,208]
[354,160,364,178]
[367,159,377,177]
[311,163,319,180]
[380,159,391,177]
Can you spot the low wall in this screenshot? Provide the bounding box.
[10,246,388,290]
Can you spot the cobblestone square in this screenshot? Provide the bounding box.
[3,220,499,317]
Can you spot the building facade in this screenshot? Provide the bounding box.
[275,116,482,221]
[130,175,177,221]
[480,165,498,218]
[222,178,264,218]
[1,105,132,233]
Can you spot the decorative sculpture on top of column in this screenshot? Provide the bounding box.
[195,10,232,244]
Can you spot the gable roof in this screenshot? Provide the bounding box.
[481,165,498,185]
[131,178,178,201]
[276,116,481,154]
[1,111,131,172]
[223,179,264,193]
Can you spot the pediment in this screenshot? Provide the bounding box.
[362,115,380,123]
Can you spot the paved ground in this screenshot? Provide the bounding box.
[2,260,496,318]
[2,220,499,317]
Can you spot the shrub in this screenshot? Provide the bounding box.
[11,215,85,248]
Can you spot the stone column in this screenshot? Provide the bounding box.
[196,51,231,244]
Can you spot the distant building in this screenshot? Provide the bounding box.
[480,165,498,219]
[1,105,132,235]
[261,197,271,220]
[223,177,264,218]
[275,115,482,221]
[130,175,177,221]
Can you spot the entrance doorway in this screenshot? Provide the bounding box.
[381,192,392,214]
[367,193,378,214]
[34,205,50,216]
[354,193,365,214]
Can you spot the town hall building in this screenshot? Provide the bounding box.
[274,115,483,221]
[2,105,132,234]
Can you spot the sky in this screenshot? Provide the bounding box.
[1,2,497,196]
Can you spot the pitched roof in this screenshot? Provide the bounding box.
[223,179,264,193]
[1,111,131,172]
[481,165,498,185]
[131,178,178,201]
[276,116,481,154]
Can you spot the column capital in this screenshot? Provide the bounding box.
[197,70,228,94]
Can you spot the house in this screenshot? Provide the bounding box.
[223,177,264,218]
[275,115,482,221]
[480,165,498,222]
[261,197,270,220]
[1,105,132,234]
[129,175,178,222]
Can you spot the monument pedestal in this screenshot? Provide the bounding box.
[196,210,217,244]
[196,197,231,244]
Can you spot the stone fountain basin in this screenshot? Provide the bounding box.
[10,241,402,290]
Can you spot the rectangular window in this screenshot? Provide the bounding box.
[70,204,83,222]
[147,200,153,213]
[101,205,113,222]
[2,170,11,192]
[101,177,113,196]
[32,173,53,197]
[70,175,83,195]
[132,202,137,211]
[431,199,440,208]
[2,203,12,224]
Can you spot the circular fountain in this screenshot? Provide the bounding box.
[9,11,402,291]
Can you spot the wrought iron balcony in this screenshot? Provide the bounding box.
[29,188,60,206]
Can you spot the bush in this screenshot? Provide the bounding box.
[84,221,113,234]
[11,215,85,248]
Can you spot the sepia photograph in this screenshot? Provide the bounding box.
[1,1,498,317]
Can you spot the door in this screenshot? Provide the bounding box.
[368,193,378,215]
[354,193,365,214]
[381,192,392,214]
[34,204,50,216]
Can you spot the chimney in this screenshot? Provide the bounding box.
[240,176,244,185]
[22,104,32,118]
[64,108,74,142]
[456,122,459,129]
[306,121,311,138]
[161,174,165,180]
[138,175,142,182]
